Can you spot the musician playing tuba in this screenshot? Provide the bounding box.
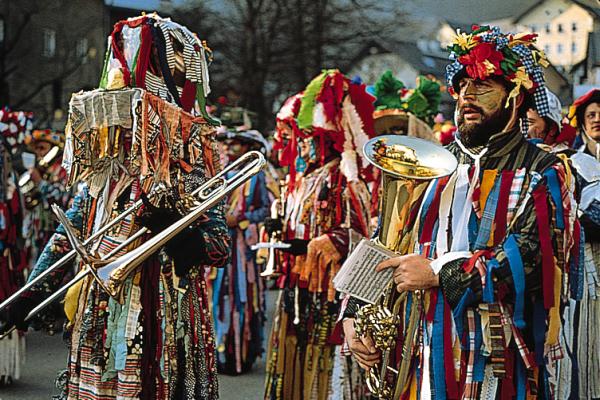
[0,15,230,400]
[344,26,582,398]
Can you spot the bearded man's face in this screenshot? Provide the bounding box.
[455,77,512,147]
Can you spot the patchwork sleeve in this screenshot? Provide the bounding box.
[438,163,577,328]
[26,189,87,296]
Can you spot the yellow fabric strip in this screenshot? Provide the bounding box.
[479,169,499,212]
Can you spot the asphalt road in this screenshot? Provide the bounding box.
[0,289,277,400]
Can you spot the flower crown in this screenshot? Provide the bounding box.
[446,25,550,116]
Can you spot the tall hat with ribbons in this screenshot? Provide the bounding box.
[100,13,217,124]
[372,70,441,142]
[275,69,376,185]
[445,25,550,131]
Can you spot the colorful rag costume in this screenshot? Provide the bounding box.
[209,130,271,374]
[556,89,600,399]
[20,15,229,400]
[264,70,374,400]
[345,25,582,398]
[0,109,32,383]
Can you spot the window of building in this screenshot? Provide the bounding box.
[52,79,62,111]
[545,23,551,33]
[557,43,563,53]
[544,44,551,54]
[43,29,56,57]
[572,42,577,53]
[530,24,537,32]
[77,37,88,58]
[557,23,563,33]
[572,22,577,32]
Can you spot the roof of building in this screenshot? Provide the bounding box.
[514,0,600,23]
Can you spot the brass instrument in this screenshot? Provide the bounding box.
[356,135,457,399]
[18,146,62,209]
[253,179,289,278]
[0,151,265,319]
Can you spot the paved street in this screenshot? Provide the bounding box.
[0,290,277,400]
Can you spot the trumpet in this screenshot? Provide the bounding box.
[18,145,62,209]
[253,179,288,278]
[355,135,457,399]
[1,151,265,318]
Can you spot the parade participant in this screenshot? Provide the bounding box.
[0,15,230,399]
[264,70,374,400]
[19,129,70,335]
[0,109,32,386]
[526,88,575,153]
[344,26,581,398]
[210,129,271,374]
[556,88,600,399]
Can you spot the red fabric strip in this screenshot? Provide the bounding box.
[180,79,196,112]
[426,289,438,322]
[134,24,153,88]
[494,170,514,245]
[532,184,555,309]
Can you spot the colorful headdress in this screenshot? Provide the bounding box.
[372,71,441,141]
[100,13,216,124]
[446,25,550,116]
[567,89,600,129]
[0,108,34,148]
[275,69,375,184]
[26,129,65,148]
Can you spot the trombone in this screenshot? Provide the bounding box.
[1,151,265,320]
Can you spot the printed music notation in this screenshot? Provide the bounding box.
[333,239,397,304]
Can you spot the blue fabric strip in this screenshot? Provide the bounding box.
[532,300,546,365]
[483,258,500,303]
[468,209,478,249]
[473,311,485,382]
[452,288,475,343]
[431,289,447,399]
[503,234,526,329]
[474,176,502,249]
[544,169,564,229]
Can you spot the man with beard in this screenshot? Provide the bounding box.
[344,26,582,398]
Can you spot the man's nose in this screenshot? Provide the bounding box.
[460,81,477,100]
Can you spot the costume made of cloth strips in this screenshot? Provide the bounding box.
[208,129,271,374]
[0,109,32,383]
[344,25,583,399]
[24,14,229,400]
[265,70,374,400]
[555,89,600,399]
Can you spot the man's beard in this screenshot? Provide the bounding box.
[457,104,512,147]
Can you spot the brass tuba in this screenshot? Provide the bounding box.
[356,135,457,399]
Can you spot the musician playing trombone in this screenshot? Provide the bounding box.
[0,15,231,400]
[343,26,582,399]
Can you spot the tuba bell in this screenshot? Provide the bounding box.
[355,135,457,399]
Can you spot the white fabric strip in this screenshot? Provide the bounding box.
[430,251,473,274]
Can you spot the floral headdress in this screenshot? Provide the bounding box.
[26,129,65,148]
[446,25,550,118]
[275,69,376,186]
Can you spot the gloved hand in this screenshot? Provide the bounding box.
[0,295,40,335]
[263,217,283,235]
[280,239,310,256]
[137,192,182,234]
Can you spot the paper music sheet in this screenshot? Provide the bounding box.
[333,239,397,304]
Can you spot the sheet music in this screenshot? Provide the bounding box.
[333,239,397,304]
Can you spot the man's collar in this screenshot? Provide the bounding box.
[455,127,524,160]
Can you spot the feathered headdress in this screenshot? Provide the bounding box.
[275,69,376,185]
